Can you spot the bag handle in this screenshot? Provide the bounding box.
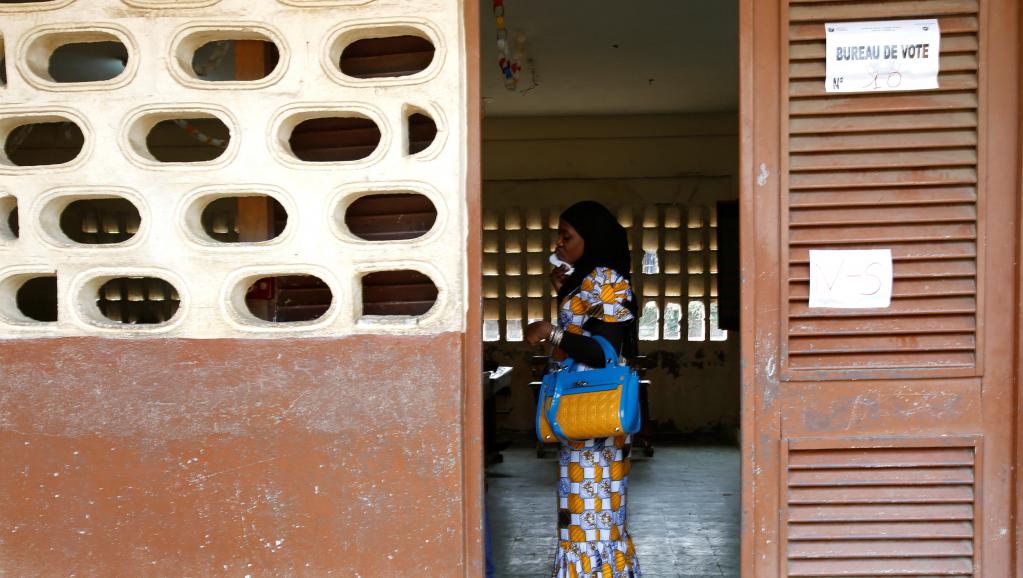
[545,335,618,442]
[592,334,620,366]
[547,380,568,441]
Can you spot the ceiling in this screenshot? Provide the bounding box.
[480,0,739,117]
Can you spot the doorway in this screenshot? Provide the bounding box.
[478,1,741,576]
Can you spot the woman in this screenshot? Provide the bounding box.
[525,200,641,578]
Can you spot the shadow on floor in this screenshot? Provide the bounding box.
[486,444,741,578]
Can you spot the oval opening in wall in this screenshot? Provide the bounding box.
[16,275,57,322]
[31,35,130,83]
[142,115,230,162]
[200,195,287,243]
[2,119,84,166]
[59,197,140,244]
[344,193,436,241]
[186,37,280,81]
[362,270,437,316]
[1,37,8,87]
[96,277,180,324]
[1,0,72,5]
[0,196,17,240]
[288,116,380,162]
[339,34,434,79]
[244,274,332,322]
[408,112,437,155]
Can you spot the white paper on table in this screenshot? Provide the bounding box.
[808,249,893,309]
[825,19,940,93]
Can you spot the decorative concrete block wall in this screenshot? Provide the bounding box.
[0,0,467,339]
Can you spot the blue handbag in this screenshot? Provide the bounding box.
[535,335,641,443]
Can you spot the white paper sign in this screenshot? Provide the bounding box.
[825,19,940,93]
[809,250,893,309]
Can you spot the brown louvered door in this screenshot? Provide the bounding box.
[741,0,1019,576]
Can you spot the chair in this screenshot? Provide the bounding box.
[484,366,513,465]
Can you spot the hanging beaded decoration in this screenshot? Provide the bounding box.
[175,41,230,149]
[172,119,228,148]
[492,0,521,90]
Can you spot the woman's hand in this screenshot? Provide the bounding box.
[525,320,554,345]
[549,265,570,292]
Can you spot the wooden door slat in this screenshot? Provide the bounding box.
[789,167,977,190]
[789,187,977,208]
[790,148,976,171]
[789,222,976,245]
[790,203,976,226]
[789,128,977,152]
[787,556,973,577]
[789,333,976,355]
[789,503,974,523]
[790,242,978,264]
[788,350,976,369]
[789,314,976,336]
[788,485,975,505]
[790,296,976,319]
[788,539,973,559]
[789,16,977,41]
[790,448,975,469]
[790,0,978,22]
[790,110,977,134]
[791,92,978,116]
[788,520,974,540]
[789,467,974,487]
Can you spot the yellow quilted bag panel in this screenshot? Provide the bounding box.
[552,385,625,440]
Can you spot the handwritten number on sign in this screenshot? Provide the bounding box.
[862,65,903,90]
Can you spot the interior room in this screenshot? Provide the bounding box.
[479,2,741,576]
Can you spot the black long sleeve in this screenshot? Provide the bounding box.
[558,319,630,367]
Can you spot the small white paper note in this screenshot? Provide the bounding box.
[809,249,893,309]
[825,19,940,93]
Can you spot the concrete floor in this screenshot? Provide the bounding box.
[486,444,741,578]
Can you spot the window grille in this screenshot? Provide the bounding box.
[483,202,728,343]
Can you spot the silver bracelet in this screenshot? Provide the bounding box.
[549,326,564,347]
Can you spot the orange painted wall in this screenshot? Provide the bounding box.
[0,335,469,576]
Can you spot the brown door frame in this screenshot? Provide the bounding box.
[1017,2,1023,572]
[739,0,781,574]
[461,0,485,575]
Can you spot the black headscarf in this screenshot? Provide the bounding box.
[557,201,639,355]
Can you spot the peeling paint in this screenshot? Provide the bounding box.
[756,163,769,187]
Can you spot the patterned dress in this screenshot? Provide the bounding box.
[552,267,640,578]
